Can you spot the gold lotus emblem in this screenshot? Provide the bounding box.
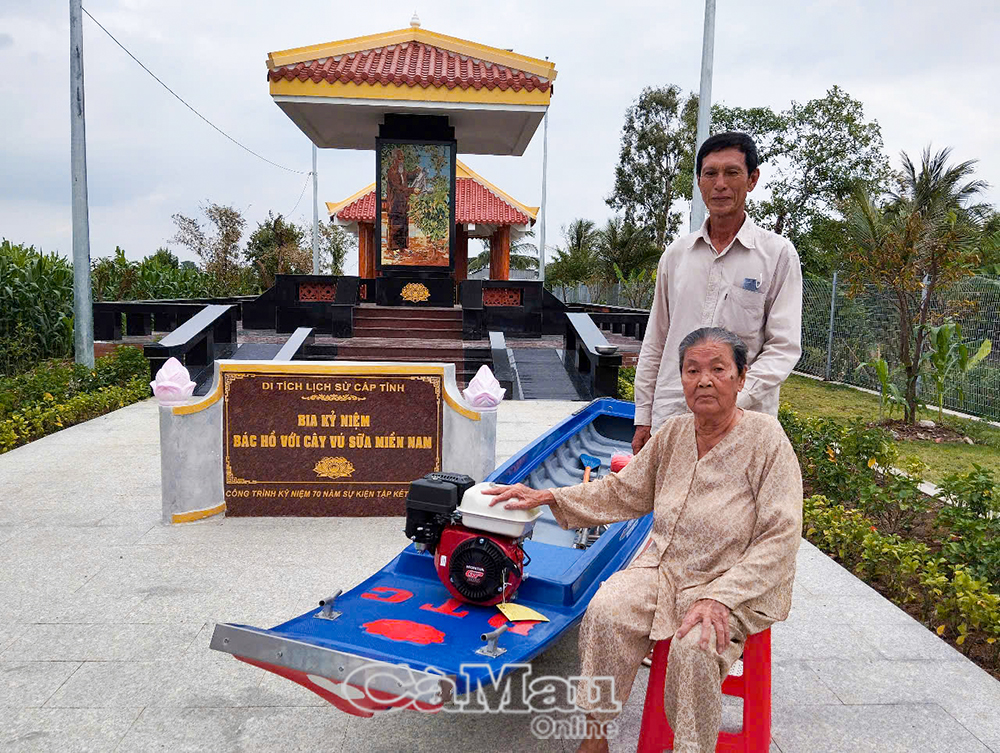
[313,456,356,480]
[401,282,430,303]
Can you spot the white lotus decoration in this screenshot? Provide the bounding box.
[150,357,196,405]
[463,365,505,409]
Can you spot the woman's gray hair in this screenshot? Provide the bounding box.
[677,327,748,374]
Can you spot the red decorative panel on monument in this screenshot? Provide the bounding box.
[299,283,336,302]
[483,288,522,307]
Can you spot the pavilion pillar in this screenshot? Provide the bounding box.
[490,226,510,281]
[358,222,377,278]
[454,225,469,282]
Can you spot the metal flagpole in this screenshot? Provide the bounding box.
[538,109,548,282]
[689,0,716,232]
[70,0,94,367]
[311,144,319,274]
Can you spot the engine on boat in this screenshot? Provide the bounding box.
[404,473,540,606]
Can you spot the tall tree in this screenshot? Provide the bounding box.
[317,220,353,276]
[245,212,309,289]
[171,203,248,292]
[607,86,699,249]
[842,146,989,423]
[713,86,892,275]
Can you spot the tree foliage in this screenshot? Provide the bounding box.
[171,202,254,294]
[842,146,990,423]
[713,86,893,275]
[607,86,698,250]
[469,231,538,275]
[544,219,601,294]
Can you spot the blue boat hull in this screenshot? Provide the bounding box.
[211,399,651,716]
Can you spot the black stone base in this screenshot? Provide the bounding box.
[376,276,455,307]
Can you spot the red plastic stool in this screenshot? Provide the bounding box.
[636,627,771,753]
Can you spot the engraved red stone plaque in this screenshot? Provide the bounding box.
[222,369,443,516]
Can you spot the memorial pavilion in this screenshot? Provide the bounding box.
[327,160,538,283]
[264,16,555,306]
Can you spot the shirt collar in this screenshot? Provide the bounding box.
[689,213,759,254]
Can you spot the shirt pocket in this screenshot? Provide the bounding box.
[720,284,765,354]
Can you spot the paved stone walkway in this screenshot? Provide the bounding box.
[1,399,998,752]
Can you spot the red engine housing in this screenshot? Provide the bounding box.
[434,525,525,606]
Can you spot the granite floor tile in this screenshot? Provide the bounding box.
[116,707,350,753]
[0,707,141,752]
[807,658,1000,749]
[0,661,82,708]
[0,622,202,662]
[0,624,28,654]
[770,660,842,708]
[770,621,883,662]
[45,657,263,708]
[772,702,991,753]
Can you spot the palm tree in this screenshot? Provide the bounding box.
[544,220,601,299]
[596,217,660,282]
[843,146,988,423]
[468,231,540,275]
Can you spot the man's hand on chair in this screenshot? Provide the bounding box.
[675,599,731,654]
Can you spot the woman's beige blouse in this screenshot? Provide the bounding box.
[549,411,802,640]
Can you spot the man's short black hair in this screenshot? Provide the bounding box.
[696,132,759,176]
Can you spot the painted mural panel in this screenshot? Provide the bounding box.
[378,142,452,267]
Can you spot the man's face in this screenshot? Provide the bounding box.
[698,147,760,222]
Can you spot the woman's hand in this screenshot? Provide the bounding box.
[483,483,555,511]
[675,599,732,654]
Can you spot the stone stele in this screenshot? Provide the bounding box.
[158,360,497,523]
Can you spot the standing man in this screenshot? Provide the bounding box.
[632,132,802,454]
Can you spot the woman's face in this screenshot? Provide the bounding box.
[681,340,746,419]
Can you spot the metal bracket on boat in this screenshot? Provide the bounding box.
[315,589,342,621]
[476,624,508,658]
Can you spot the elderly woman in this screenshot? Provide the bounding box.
[487,327,802,753]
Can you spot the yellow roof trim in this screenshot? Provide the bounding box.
[326,183,375,217]
[267,27,557,81]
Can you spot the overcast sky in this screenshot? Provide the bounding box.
[2,1,998,274]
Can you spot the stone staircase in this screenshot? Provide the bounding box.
[304,306,488,388]
[352,305,463,341]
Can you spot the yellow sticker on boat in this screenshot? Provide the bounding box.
[497,603,549,622]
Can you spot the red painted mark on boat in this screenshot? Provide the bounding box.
[361,586,413,603]
[487,613,540,635]
[362,618,446,645]
[419,598,469,618]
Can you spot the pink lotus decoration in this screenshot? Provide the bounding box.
[462,365,505,409]
[150,357,196,405]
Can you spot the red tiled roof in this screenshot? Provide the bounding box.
[268,41,551,93]
[336,178,532,226]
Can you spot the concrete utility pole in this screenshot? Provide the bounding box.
[311,144,319,274]
[690,0,716,232]
[70,0,94,367]
[538,109,549,282]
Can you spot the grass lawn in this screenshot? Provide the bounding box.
[781,374,1000,484]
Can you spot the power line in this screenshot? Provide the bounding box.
[81,6,306,175]
[288,172,313,217]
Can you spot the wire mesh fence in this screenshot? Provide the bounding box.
[800,275,1000,422]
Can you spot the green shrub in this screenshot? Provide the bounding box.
[803,495,1000,663]
[0,346,149,425]
[618,366,635,401]
[0,377,150,454]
